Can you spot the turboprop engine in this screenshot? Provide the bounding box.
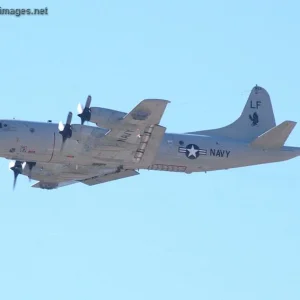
[77,95,126,128]
[58,111,107,151]
[88,107,126,128]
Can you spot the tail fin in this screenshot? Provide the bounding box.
[250,120,296,149]
[187,85,276,141]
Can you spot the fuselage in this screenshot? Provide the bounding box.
[1,120,299,174]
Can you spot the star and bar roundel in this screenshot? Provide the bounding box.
[178,144,207,159]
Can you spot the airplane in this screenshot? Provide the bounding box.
[1,84,298,190]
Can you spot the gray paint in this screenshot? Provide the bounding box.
[1,85,299,189]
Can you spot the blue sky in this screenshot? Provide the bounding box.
[0,1,299,299]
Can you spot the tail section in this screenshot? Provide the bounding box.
[250,120,296,149]
[187,85,276,141]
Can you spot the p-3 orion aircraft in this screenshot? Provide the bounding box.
[1,85,298,190]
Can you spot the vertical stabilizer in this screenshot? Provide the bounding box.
[187,85,276,141]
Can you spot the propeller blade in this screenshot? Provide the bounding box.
[8,160,15,170]
[13,173,17,190]
[10,161,23,190]
[60,142,65,153]
[59,112,73,152]
[66,112,72,125]
[80,118,85,126]
[58,121,64,132]
[85,95,92,108]
[77,103,83,114]
[60,134,68,152]
[77,95,92,125]
[26,162,36,181]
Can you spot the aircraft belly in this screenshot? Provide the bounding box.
[151,139,298,173]
[194,148,298,172]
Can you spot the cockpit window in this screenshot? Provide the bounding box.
[0,123,9,129]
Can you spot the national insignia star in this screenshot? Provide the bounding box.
[186,145,199,158]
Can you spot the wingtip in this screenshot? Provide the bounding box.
[142,99,171,104]
[283,120,297,126]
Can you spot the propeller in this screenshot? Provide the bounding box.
[9,160,24,190]
[77,95,92,125]
[59,112,73,152]
[26,162,36,181]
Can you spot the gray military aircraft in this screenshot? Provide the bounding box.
[1,85,298,190]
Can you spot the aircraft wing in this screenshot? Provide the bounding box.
[98,99,170,166]
[22,162,139,190]
[31,180,77,190]
[78,169,139,186]
[121,99,170,127]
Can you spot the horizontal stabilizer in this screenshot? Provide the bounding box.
[250,120,296,149]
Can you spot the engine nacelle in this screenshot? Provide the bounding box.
[89,107,126,128]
